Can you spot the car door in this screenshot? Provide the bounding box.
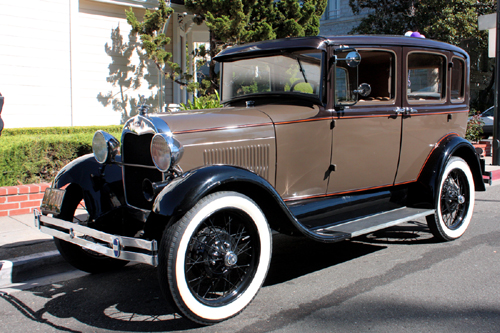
[395,48,468,184]
[327,48,403,194]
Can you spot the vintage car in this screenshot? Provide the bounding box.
[35,35,485,324]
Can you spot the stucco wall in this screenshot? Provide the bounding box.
[0,0,72,128]
[74,0,168,125]
[0,0,173,128]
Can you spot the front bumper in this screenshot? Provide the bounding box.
[34,209,158,266]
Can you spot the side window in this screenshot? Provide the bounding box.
[335,67,348,103]
[407,52,446,102]
[451,57,465,101]
[357,50,395,103]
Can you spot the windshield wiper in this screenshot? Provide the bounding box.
[297,58,308,83]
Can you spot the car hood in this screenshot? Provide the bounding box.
[151,104,323,135]
[152,107,273,135]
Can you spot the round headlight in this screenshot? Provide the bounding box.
[92,130,120,164]
[151,134,172,172]
[92,131,108,164]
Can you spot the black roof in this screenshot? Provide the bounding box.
[214,35,468,62]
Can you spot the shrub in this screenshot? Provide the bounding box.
[0,126,122,186]
[180,91,223,110]
[465,110,484,143]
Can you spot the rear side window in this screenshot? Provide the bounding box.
[451,57,465,101]
[407,53,446,102]
[357,50,396,104]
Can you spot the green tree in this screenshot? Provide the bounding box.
[186,0,326,94]
[349,0,495,46]
[126,0,327,98]
[126,1,193,88]
[348,0,496,111]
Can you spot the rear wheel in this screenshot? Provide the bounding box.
[426,157,475,241]
[54,187,128,273]
[158,191,272,324]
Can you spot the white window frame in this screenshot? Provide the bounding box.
[325,0,340,19]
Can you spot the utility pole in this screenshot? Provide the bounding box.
[494,0,500,165]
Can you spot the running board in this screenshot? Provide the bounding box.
[312,207,435,240]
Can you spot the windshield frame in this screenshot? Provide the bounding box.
[219,50,326,105]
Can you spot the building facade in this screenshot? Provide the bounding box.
[0,0,208,128]
[319,0,368,36]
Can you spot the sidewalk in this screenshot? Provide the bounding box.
[1,157,500,289]
[0,213,71,288]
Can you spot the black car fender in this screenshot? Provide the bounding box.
[53,154,124,220]
[416,133,485,206]
[150,165,311,239]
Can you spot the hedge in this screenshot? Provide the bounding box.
[0,126,122,187]
[1,125,122,136]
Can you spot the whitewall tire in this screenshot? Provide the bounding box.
[426,157,475,241]
[158,191,272,324]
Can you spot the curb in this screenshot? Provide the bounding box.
[0,250,73,288]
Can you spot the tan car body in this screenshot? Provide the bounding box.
[37,36,486,325]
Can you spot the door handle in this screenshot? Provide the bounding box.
[394,107,418,115]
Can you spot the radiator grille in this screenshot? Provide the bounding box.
[203,145,270,180]
[122,133,162,210]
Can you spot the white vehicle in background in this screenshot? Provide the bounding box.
[479,106,494,138]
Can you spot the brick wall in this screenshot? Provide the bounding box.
[0,183,50,217]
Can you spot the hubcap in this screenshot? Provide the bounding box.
[224,251,238,266]
[441,169,469,229]
[185,209,259,305]
[457,195,465,205]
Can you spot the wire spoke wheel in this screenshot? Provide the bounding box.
[185,209,258,305]
[158,191,272,324]
[440,169,469,229]
[426,157,475,241]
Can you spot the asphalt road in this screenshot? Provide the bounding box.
[1,185,500,332]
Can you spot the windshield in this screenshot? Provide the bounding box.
[221,51,323,102]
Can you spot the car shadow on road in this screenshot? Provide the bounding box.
[354,220,436,245]
[4,220,435,332]
[4,264,198,332]
[265,233,385,286]
[265,220,434,286]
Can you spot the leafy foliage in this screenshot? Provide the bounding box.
[126,0,327,97]
[0,126,121,186]
[186,0,326,94]
[180,90,223,110]
[126,1,197,89]
[466,111,485,143]
[0,125,122,136]
[349,0,495,46]
[348,0,496,112]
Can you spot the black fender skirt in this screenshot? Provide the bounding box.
[53,154,125,220]
[151,165,341,242]
[416,134,486,205]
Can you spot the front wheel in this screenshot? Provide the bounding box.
[426,157,475,241]
[158,191,272,324]
[54,187,129,273]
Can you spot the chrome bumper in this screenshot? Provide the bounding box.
[34,209,158,267]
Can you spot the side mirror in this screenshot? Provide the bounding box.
[345,51,361,68]
[355,83,372,97]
